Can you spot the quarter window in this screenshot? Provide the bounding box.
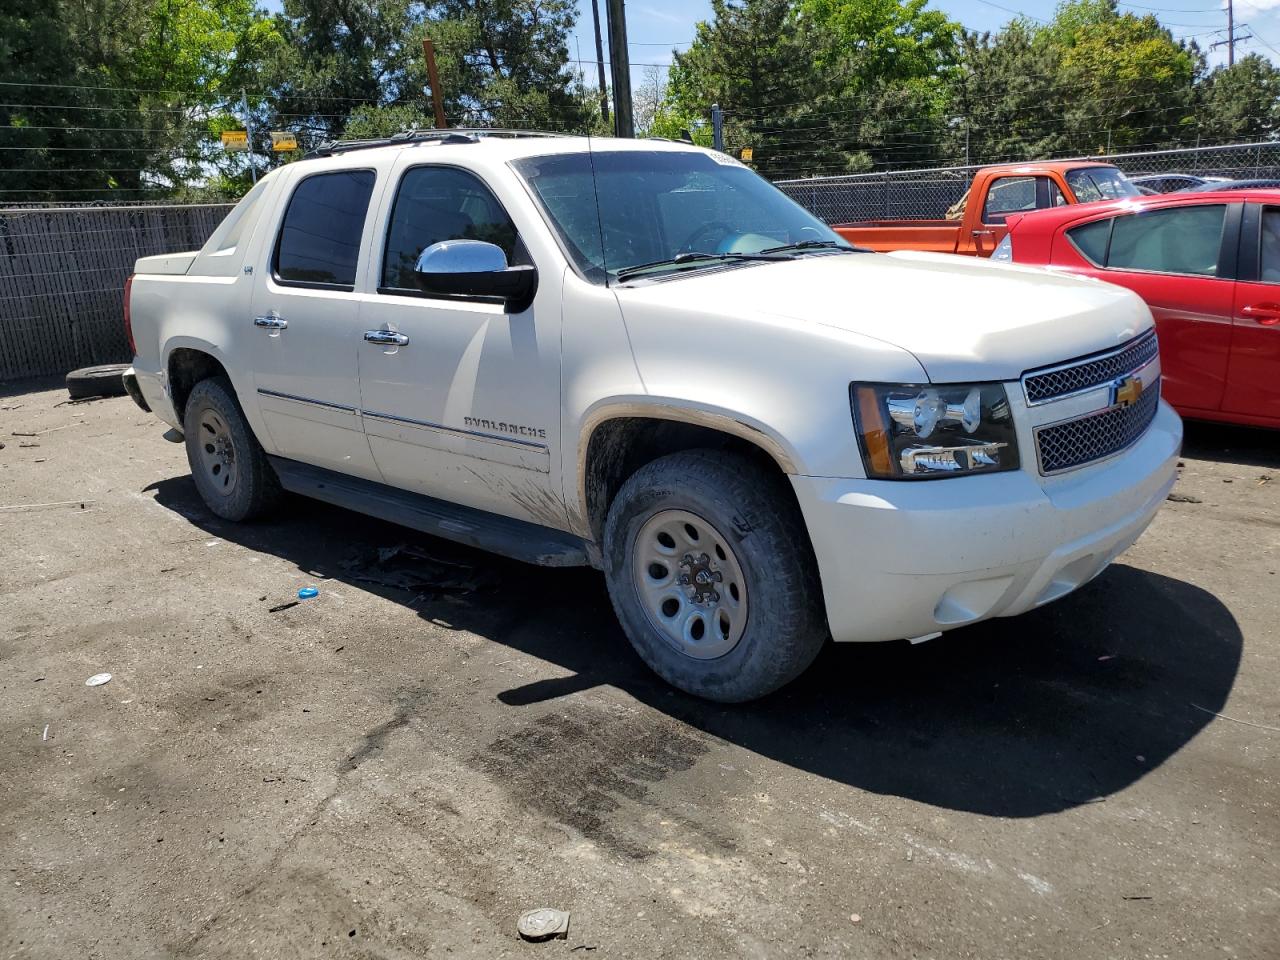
[1066,218,1113,266]
[274,170,375,288]
[381,166,522,293]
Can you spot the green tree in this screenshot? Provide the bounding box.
[666,0,835,178]
[666,0,961,178]
[265,0,588,142]
[1198,54,1280,144]
[265,0,423,142]
[0,0,144,200]
[946,0,1200,166]
[1046,0,1199,153]
[947,22,1064,164]
[430,0,586,128]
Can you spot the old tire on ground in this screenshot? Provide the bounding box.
[602,449,828,702]
[183,376,281,522]
[65,364,129,400]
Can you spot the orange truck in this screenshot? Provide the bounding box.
[833,161,1138,256]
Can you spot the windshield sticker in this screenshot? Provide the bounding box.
[709,152,747,168]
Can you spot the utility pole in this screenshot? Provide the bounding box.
[590,0,610,127]
[422,37,448,129]
[1210,14,1250,68]
[1228,0,1235,65]
[711,104,724,151]
[241,90,257,185]
[606,0,634,137]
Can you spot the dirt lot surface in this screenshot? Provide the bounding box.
[1,380,1278,959]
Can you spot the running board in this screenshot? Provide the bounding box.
[268,457,591,568]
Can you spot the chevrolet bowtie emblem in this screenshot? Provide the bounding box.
[1112,374,1144,408]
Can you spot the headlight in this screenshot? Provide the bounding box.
[851,382,1020,479]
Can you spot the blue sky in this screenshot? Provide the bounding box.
[572,0,1280,86]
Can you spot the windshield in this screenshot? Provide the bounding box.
[511,150,853,283]
[1066,166,1140,202]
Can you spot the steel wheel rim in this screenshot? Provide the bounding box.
[196,407,239,497]
[631,509,748,660]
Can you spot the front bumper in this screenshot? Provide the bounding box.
[792,399,1183,643]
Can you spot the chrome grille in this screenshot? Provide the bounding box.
[1035,381,1161,474]
[1023,331,1159,405]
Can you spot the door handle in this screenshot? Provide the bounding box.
[364,330,409,346]
[253,314,288,330]
[1241,302,1280,326]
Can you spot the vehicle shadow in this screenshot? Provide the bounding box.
[1182,419,1279,469]
[145,474,1242,819]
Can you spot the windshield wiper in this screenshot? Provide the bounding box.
[758,239,858,255]
[615,251,784,282]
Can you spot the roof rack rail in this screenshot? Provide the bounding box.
[305,128,568,159]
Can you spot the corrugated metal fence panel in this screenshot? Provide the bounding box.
[0,204,233,380]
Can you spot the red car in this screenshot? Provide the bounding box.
[998,189,1280,429]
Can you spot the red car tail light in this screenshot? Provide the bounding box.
[123,274,136,356]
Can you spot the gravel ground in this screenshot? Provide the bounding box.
[1,380,1277,960]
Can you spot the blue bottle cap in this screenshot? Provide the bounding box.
[298,586,319,599]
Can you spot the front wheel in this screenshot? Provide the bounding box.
[603,450,828,702]
[183,376,280,521]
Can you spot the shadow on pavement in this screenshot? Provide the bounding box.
[146,473,1242,819]
[1182,419,1279,469]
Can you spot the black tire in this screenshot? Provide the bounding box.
[182,376,281,521]
[66,364,128,400]
[602,449,828,702]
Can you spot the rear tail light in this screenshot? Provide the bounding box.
[123,274,136,355]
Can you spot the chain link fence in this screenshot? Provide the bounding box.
[775,141,1280,224]
[3,139,1280,381]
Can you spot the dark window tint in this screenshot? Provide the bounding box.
[275,170,375,287]
[1067,219,1112,265]
[382,167,521,291]
[1261,208,1280,283]
[1107,204,1226,277]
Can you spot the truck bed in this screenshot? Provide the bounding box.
[834,221,966,254]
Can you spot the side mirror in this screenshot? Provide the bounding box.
[414,239,537,312]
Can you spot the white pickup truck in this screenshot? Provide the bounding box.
[123,130,1182,702]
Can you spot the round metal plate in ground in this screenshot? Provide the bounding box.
[631,509,748,660]
[195,407,239,498]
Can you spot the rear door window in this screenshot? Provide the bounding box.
[1106,205,1227,277]
[274,170,376,289]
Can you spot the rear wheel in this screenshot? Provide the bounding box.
[183,376,280,521]
[603,449,828,702]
